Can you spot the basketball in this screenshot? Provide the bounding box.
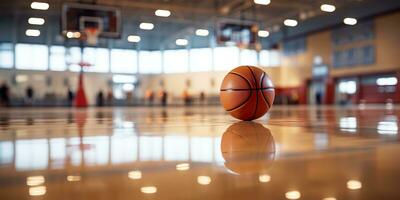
[220,122,275,174]
[220,66,275,121]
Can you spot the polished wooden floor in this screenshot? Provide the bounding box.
[0,105,399,200]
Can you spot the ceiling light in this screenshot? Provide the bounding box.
[155,9,171,17]
[25,29,40,37]
[127,35,141,42]
[254,0,271,5]
[343,17,357,25]
[176,39,188,46]
[67,175,81,182]
[176,163,190,171]
[26,176,45,186]
[66,31,81,39]
[128,170,142,179]
[285,191,301,199]
[284,19,298,27]
[347,180,362,190]
[320,4,336,12]
[259,174,271,182]
[31,2,49,10]
[197,176,211,185]
[141,186,157,194]
[258,30,269,37]
[29,186,46,196]
[28,17,45,25]
[139,22,154,30]
[195,29,209,36]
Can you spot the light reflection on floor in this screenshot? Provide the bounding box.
[0,105,399,199]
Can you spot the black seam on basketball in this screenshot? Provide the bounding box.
[248,67,259,119]
[227,72,253,89]
[220,87,275,91]
[225,90,253,112]
[222,72,253,111]
[260,72,272,109]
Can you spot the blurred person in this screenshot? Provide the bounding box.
[96,90,104,107]
[106,89,113,106]
[25,86,34,106]
[145,89,154,106]
[0,82,10,107]
[67,87,74,107]
[183,89,192,106]
[159,89,168,107]
[199,91,206,105]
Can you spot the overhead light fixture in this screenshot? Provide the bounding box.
[128,170,142,180]
[195,29,209,36]
[127,35,141,43]
[284,19,298,27]
[197,176,211,185]
[28,17,45,25]
[320,4,336,12]
[139,22,154,30]
[254,0,271,5]
[285,191,301,199]
[141,186,157,194]
[25,29,40,37]
[155,9,171,17]
[343,17,357,25]
[176,39,188,46]
[30,2,49,10]
[347,180,362,190]
[258,30,269,37]
[66,31,81,39]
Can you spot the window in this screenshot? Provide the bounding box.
[16,139,48,170]
[111,49,137,74]
[259,50,281,67]
[164,136,189,161]
[190,48,212,72]
[83,136,109,165]
[213,46,239,71]
[82,47,109,73]
[190,137,213,162]
[139,136,162,161]
[376,77,397,86]
[66,47,82,72]
[164,49,189,73]
[15,44,48,70]
[0,43,13,68]
[240,49,258,66]
[49,46,67,71]
[138,51,162,74]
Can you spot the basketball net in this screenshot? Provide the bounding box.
[84,28,100,45]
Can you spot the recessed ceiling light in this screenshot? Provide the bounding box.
[347,180,362,190]
[254,0,271,5]
[155,9,171,17]
[195,29,209,36]
[127,35,141,43]
[31,2,49,10]
[139,22,154,30]
[284,19,298,27]
[197,176,211,185]
[141,186,157,194]
[25,29,40,37]
[285,191,301,199]
[320,4,336,12]
[28,17,45,25]
[176,39,188,46]
[258,30,269,37]
[66,31,81,38]
[343,17,357,25]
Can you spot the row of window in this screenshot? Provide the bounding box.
[0,43,281,74]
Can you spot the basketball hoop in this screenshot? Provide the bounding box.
[84,27,100,45]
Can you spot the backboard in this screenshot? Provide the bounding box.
[61,3,122,39]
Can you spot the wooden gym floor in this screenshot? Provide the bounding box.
[0,105,399,199]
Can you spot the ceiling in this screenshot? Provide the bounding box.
[0,0,399,50]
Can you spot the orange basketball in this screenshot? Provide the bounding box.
[220,66,275,121]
